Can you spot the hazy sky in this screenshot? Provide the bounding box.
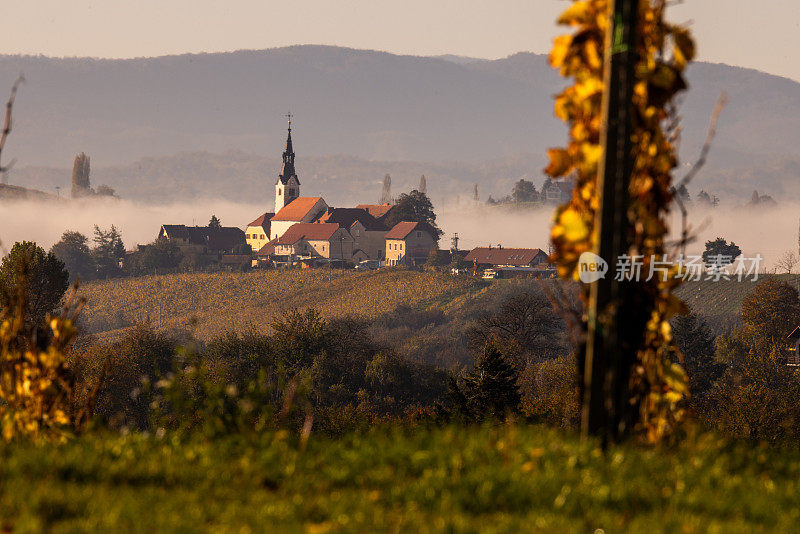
[3,1,800,82]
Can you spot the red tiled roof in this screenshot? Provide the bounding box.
[464,247,548,267]
[272,197,324,221]
[356,203,393,219]
[385,221,437,240]
[275,223,340,245]
[247,212,274,227]
[317,207,386,231]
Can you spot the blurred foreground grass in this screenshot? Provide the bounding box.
[2,424,799,532]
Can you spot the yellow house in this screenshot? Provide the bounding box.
[384,221,438,266]
[245,212,273,253]
[273,223,354,263]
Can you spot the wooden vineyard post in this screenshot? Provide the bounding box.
[582,0,639,443]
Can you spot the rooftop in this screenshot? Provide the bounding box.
[385,221,437,240]
[272,197,325,221]
[464,247,549,266]
[275,223,341,245]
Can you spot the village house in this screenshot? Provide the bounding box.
[542,179,574,205]
[464,246,549,271]
[384,221,438,266]
[245,212,274,253]
[356,203,393,224]
[317,207,387,261]
[269,196,328,241]
[157,225,246,255]
[273,222,354,265]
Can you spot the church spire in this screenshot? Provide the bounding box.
[278,112,297,184]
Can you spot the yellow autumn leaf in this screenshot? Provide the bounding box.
[579,143,603,175]
[584,39,602,71]
[545,148,573,177]
[651,64,676,89]
[558,208,590,242]
[671,27,695,70]
[554,94,571,121]
[574,76,603,100]
[550,34,573,68]
[558,1,591,26]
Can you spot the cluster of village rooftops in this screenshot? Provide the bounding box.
[157,123,552,276]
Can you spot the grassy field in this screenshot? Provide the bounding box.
[2,424,799,532]
[79,268,792,341]
[675,274,800,321]
[78,269,487,340]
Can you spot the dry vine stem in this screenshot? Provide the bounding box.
[547,0,695,442]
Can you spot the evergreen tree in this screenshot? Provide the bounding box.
[209,215,222,228]
[672,313,723,397]
[92,225,125,278]
[71,152,92,198]
[451,342,521,420]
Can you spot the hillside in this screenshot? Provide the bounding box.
[3,46,800,203]
[3,424,800,531]
[79,269,486,342]
[78,269,780,348]
[675,274,800,326]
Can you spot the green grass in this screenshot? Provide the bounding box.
[3,425,800,532]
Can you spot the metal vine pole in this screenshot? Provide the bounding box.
[582,0,639,443]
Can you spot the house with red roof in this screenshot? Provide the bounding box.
[245,212,274,253]
[273,222,354,264]
[464,246,550,272]
[384,221,438,266]
[355,203,393,223]
[317,207,387,261]
[269,196,329,241]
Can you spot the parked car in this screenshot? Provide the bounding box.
[355,259,379,271]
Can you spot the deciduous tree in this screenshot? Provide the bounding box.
[0,241,69,326]
[384,190,443,240]
[50,231,94,283]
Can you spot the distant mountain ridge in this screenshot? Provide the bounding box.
[2,45,800,202]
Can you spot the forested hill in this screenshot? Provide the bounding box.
[2,46,800,202]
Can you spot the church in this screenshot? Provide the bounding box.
[244,118,438,267]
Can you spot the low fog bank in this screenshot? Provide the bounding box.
[439,201,800,270]
[0,198,267,251]
[0,198,797,270]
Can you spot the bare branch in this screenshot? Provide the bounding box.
[0,74,26,176]
[669,92,728,256]
[674,92,728,192]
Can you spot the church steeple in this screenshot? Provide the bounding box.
[278,113,298,185]
[275,113,301,213]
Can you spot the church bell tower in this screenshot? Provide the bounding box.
[275,114,300,213]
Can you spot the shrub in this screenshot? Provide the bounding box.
[0,257,101,441]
